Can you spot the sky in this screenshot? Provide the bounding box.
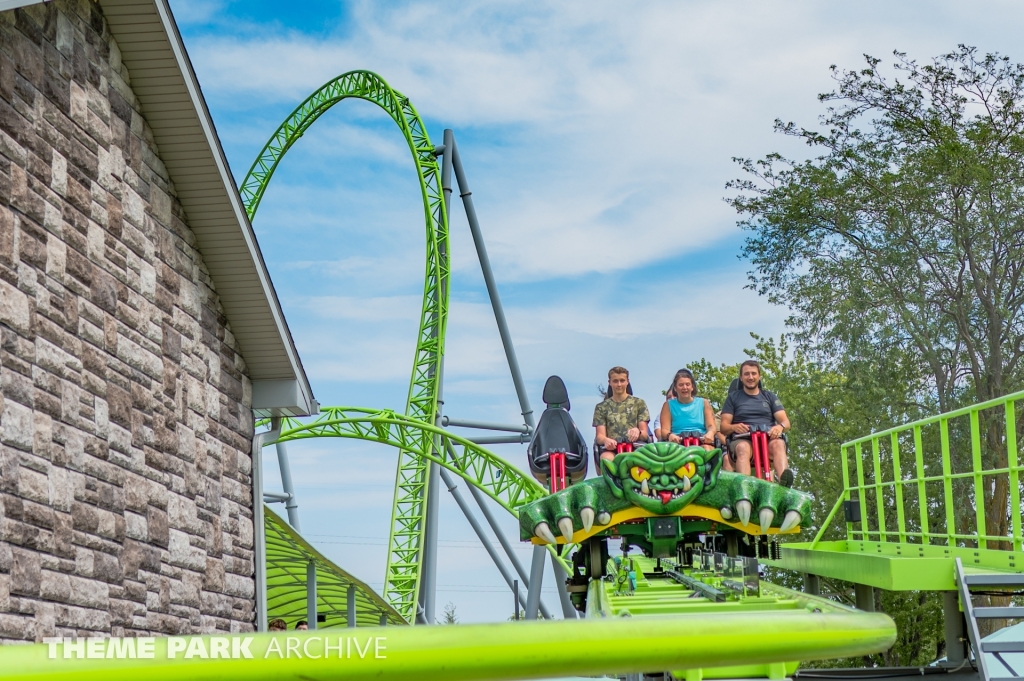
[166,0,1024,624]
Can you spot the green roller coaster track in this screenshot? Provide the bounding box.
[271,408,546,515]
[239,70,449,622]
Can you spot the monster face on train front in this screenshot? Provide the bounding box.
[522,375,813,617]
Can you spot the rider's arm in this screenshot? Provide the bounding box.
[659,401,673,442]
[594,404,614,449]
[703,399,715,440]
[720,412,736,435]
[774,409,790,430]
[632,400,651,442]
[770,409,790,438]
[720,395,749,435]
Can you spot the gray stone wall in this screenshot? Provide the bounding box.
[0,1,256,640]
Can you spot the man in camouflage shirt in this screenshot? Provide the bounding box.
[593,366,650,462]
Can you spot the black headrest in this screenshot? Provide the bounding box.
[542,375,570,411]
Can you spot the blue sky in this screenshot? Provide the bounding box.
[167,0,1024,623]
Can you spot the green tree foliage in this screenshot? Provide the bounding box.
[442,601,458,625]
[728,45,1024,563]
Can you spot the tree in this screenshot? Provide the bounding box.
[727,46,1024,551]
[441,601,458,624]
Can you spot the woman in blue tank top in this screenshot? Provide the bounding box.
[658,369,715,450]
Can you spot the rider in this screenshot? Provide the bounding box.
[659,369,715,451]
[593,366,650,462]
[719,360,794,487]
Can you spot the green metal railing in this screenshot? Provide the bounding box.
[812,390,1024,553]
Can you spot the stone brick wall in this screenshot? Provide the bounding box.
[0,1,257,640]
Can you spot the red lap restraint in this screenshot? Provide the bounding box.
[751,430,772,482]
[549,452,567,493]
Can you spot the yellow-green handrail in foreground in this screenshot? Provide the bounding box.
[819,388,1024,554]
[2,610,895,681]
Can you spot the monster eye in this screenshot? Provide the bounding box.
[629,466,651,483]
[675,462,696,479]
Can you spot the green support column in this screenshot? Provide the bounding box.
[855,584,874,612]
[942,591,966,666]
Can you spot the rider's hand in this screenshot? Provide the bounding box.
[668,433,681,444]
[702,432,714,444]
[603,438,617,451]
[626,427,640,442]
[768,425,784,440]
[733,423,750,434]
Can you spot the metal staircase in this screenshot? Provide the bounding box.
[955,558,1024,681]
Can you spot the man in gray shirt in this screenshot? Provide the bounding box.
[720,360,794,487]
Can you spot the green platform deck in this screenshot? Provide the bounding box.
[772,540,1022,591]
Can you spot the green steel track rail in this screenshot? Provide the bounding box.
[238,70,449,622]
[269,408,547,515]
[2,613,897,681]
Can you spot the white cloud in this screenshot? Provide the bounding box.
[187,0,1024,281]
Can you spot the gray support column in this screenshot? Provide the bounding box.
[943,591,966,666]
[440,416,530,433]
[464,478,531,584]
[803,573,820,596]
[448,132,534,430]
[275,441,301,531]
[514,580,520,620]
[347,584,357,628]
[439,468,548,618]
[379,612,387,627]
[551,555,579,619]
[417,134,454,628]
[306,561,317,630]
[451,442,552,618]
[252,417,282,633]
[468,434,531,445]
[854,583,875,612]
[525,545,546,620]
[420,458,441,624]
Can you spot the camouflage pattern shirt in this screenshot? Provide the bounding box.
[592,395,651,442]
